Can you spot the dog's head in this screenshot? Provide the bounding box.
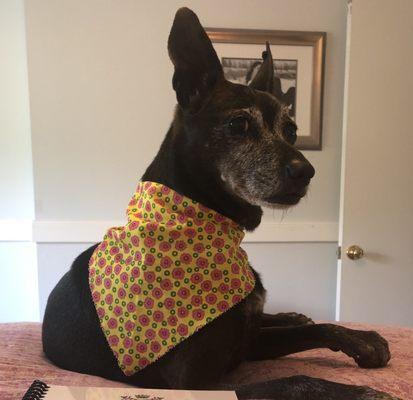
[168,8,315,209]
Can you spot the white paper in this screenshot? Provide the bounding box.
[44,385,238,400]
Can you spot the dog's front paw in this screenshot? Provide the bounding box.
[338,329,391,368]
[273,312,315,326]
[286,312,315,326]
[358,386,402,399]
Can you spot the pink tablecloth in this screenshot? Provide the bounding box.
[1,322,412,399]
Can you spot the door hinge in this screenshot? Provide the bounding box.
[337,246,342,260]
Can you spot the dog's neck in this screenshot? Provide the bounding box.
[141,113,262,231]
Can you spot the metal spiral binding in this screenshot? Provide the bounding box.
[22,380,50,400]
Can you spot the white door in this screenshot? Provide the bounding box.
[337,0,413,327]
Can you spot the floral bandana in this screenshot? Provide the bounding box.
[88,181,256,376]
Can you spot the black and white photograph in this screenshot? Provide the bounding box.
[222,57,297,118]
[207,28,326,150]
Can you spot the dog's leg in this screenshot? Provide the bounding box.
[247,323,390,369]
[230,375,401,399]
[261,312,314,327]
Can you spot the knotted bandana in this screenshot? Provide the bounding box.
[88,181,255,376]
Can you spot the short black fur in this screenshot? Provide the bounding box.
[42,8,398,400]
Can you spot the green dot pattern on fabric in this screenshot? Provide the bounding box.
[88,181,255,376]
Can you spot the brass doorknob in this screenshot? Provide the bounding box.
[346,245,364,260]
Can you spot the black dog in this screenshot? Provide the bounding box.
[42,8,398,400]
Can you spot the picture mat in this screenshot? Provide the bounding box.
[213,43,313,137]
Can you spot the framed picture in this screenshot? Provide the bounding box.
[206,28,326,150]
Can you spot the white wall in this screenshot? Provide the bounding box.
[22,0,347,322]
[0,0,39,322]
[0,242,38,322]
[25,0,346,223]
[0,0,34,220]
[245,243,337,319]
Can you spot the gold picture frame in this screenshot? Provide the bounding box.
[206,28,326,150]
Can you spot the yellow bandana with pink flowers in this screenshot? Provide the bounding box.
[88,181,255,376]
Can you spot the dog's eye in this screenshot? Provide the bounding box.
[284,122,297,145]
[229,116,249,134]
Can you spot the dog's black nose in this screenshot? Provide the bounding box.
[286,159,315,180]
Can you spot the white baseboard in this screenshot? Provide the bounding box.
[244,221,338,242]
[33,220,122,243]
[0,219,338,243]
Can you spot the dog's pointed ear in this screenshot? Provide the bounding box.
[168,8,223,112]
[248,42,275,94]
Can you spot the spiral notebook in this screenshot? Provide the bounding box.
[21,380,238,400]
